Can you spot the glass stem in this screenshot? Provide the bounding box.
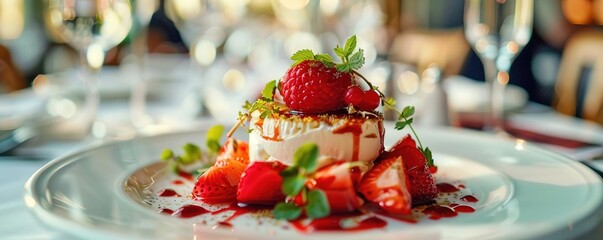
[130,27,150,129]
[79,47,102,135]
[481,58,498,131]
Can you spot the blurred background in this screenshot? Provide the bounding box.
[1,0,602,141]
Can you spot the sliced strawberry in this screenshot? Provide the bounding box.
[216,138,250,165]
[192,158,247,203]
[379,134,416,160]
[397,146,437,205]
[358,157,412,215]
[237,161,287,205]
[311,161,363,213]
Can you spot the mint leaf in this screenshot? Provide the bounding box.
[181,143,201,164]
[262,80,277,100]
[334,46,346,58]
[291,49,315,66]
[293,143,319,173]
[280,166,299,177]
[343,35,357,56]
[336,63,352,72]
[315,53,334,67]
[305,189,330,219]
[282,175,306,196]
[206,125,224,153]
[274,202,302,220]
[348,49,365,70]
[160,149,174,161]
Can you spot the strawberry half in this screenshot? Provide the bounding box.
[394,145,438,205]
[358,156,412,215]
[192,138,249,203]
[192,158,247,203]
[379,134,416,161]
[237,161,287,205]
[399,146,438,205]
[311,161,364,213]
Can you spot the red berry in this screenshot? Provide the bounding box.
[344,86,364,106]
[358,90,380,111]
[281,60,353,113]
[237,161,287,205]
[358,156,412,215]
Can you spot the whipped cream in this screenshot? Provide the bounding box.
[249,113,384,165]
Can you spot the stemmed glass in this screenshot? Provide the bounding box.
[45,0,132,138]
[464,0,532,134]
[129,0,159,130]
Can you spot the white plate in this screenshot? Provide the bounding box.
[24,126,603,239]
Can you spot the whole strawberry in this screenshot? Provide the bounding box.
[281,59,352,113]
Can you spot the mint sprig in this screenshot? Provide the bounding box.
[160,124,226,174]
[289,35,365,73]
[273,143,330,220]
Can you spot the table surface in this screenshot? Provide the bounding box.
[2,96,603,239]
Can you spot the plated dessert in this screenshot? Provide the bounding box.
[156,36,477,233]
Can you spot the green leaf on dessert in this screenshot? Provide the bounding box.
[280,166,299,178]
[168,159,179,174]
[423,147,434,166]
[334,46,346,58]
[343,35,357,56]
[291,49,315,66]
[160,149,174,161]
[274,202,302,220]
[400,106,415,119]
[282,175,306,196]
[262,80,277,100]
[395,121,408,130]
[293,143,319,173]
[306,189,330,219]
[315,53,334,67]
[181,143,201,164]
[206,125,224,153]
[349,49,365,70]
[336,63,352,72]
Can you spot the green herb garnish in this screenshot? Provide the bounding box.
[273,143,330,220]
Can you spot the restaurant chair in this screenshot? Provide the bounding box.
[553,29,603,124]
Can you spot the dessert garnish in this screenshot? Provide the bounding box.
[153,35,476,233]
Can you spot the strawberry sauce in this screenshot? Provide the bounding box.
[291,213,387,233]
[172,180,184,185]
[333,120,364,162]
[178,170,195,181]
[460,195,478,203]
[172,204,211,218]
[436,183,460,193]
[156,188,180,197]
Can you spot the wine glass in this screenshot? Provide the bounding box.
[464,0,532,133]
[45,0,133,138]
[129,0,159,130]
